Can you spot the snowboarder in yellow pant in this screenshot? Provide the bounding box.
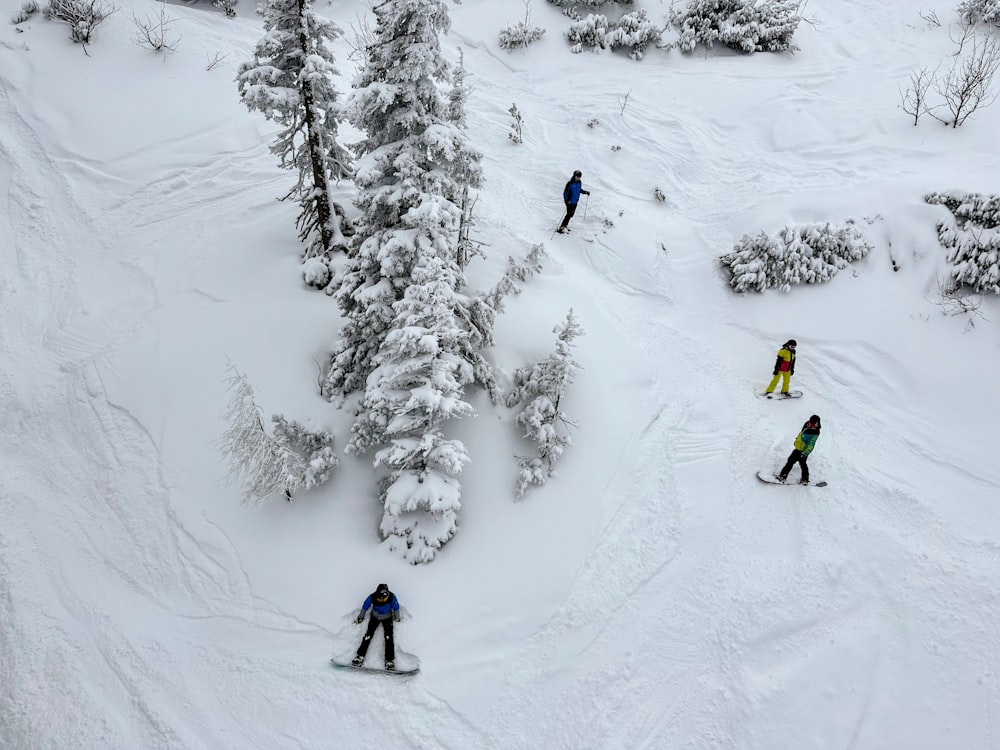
[765,339,797,397]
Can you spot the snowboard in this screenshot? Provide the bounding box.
[330,656,420,676]
[754,389,803,399]
[757,471,826,488]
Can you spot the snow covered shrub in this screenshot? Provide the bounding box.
[220,367,338,505]
[721,222,873,293]
[509,103,524,143]
[566,13,612,52]
[547,0,633,7]
[669,0,803,54]
[926,191,1000,293]
[12,1,39,23]
[506,311,583,499]
[654,187,667,202]
[958,0,1000,26]
[44,0,116,47]
[214,0,237,18]
[567,10,661,57]
[499,0,546,50]
[604,9,662,59]
[302,257,331,289]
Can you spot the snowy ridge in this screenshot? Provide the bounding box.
[3,0,1000,748]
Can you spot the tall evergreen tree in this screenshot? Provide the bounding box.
[237,0,353,261]
[324,0,483,397]
[353,251,476,563]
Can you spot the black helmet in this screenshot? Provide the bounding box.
[786,339,797,347]
[809,415,821,426]
[376,583,389,593]
[573,170,582,178]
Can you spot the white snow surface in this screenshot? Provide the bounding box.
[3,1,1000,748]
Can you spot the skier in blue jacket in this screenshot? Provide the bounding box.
[777,415,821,484]
[352,583,401,669]
[557,170,591,233]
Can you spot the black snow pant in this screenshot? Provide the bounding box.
[559,202,578,229]
[356,615,395,661]
[778,449,809,483]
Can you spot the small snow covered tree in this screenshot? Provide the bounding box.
[44,0,116,50]
[214,0,238,17]
[603,8,662,59]
[566,13,612,52]
[500,0,546,51]
[237,0,353,265]
[958,0,1000,26]
[351,252,476,563]
[547,0,634,7]
[506,311,583,499]
[220,367,338,505]
[926,191,1000,294]
[669,0,803,54]
[508,103,524,143]
[325,0,482,398]
[721,221,873,293]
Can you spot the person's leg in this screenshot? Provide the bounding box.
[780,371,791,394]
[797,454,810,483]
[778,450,802,481]
[383,618,395,663]
[356,616,380,658]
[559,202,577,230]
[765,373,781,394]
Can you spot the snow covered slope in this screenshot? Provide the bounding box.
[2,0,999,747]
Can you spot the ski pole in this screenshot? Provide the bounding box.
[584,193,589,220]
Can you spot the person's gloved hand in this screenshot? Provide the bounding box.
[393,614,401,623]
[773,369,779,376]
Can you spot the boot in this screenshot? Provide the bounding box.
[384,660,395,671]
[351,655,363,667]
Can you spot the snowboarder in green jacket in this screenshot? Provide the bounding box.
[777,415,820,484]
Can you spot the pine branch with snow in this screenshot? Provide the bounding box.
[500,0,546,51]
[669,0,803,54]
[926,191,1000,293]
[506,311,584,499]
[236,0,353,266]
[721,221,873,293]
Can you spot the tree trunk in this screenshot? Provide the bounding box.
[298,0,335,256]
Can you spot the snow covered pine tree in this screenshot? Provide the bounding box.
[325,0,483,563]
[237,0,353,276]
[506,311,584,498]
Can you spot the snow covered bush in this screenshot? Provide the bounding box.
[604,9,663,59]
[499,0,546,50]
[566,9,662,58]
[214,0,237,18]
[669,0,803,54]
[547,0,634,7]
[720,222,873,293]
[505,311,583,499]
[12,1,39,24]
[566,13,612,51]
[958,0,1000,26]
[220,368,338,505]
[508,103,524,143]
[926,191,1000,294]
[44,0,116,47]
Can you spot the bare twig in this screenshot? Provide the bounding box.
[899,63,940,125]
[932,31,1000,127]
[919,9,941,27]
[206,50,228,71]
[131,8,180,57]
[617,88,632,116]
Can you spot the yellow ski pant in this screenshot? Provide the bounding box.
[766,371,791,394]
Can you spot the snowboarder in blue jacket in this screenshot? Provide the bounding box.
[557,170,591,233]
[352,583,401,669]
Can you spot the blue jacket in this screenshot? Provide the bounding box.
[563,178,589,205]
[794,424,820,456]
[360,593,400,621]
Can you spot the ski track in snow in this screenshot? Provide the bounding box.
[3,0,1000,748]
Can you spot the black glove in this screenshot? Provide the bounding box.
[583,190,591,196]
[773,369,778,376]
